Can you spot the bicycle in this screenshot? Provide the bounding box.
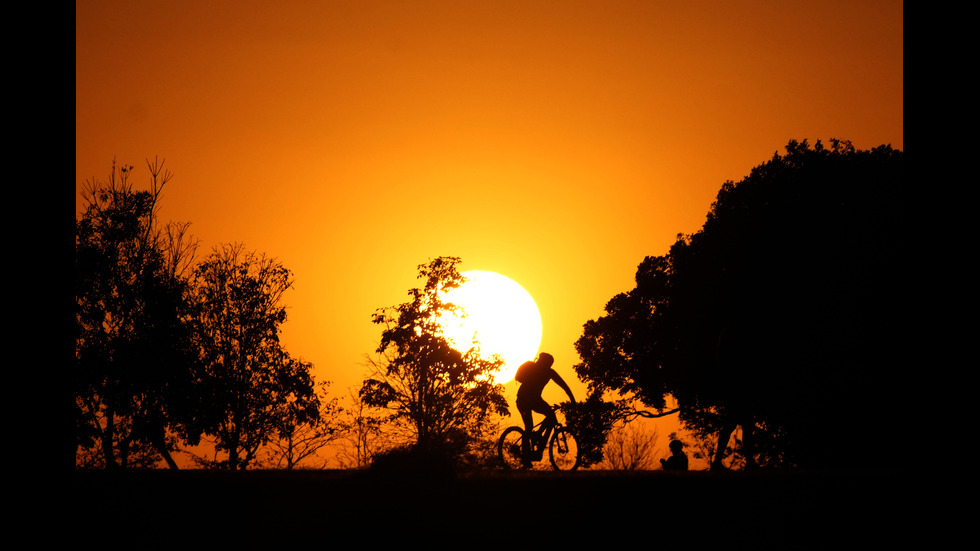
[497,417,580,471]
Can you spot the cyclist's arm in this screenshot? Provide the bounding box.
[550,370,575,402]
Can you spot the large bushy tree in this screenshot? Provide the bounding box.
[190,243,320,469]
[75,159,199,469]
[361,257,509,466]
[576,140,905,469]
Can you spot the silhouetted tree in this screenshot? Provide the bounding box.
[560,396,676,468]
[598,421,661,471]
[576,140,905,469]
[264,381,344,469]
[190,244,319,469]
[75,159,200,469]
[360,257,510,466]
[335,387,400,469]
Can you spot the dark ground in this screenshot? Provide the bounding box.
[73,467,913,548]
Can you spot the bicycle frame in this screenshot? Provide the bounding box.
[528,419,558,454]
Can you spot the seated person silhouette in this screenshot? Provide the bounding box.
[660,439,689,471]
[515,352,575,467]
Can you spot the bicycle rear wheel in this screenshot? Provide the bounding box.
[498,426,529,470]
[549,426,580,471]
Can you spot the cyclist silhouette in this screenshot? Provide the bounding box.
[515,352,575,466]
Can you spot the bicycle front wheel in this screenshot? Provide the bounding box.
[498,426,528,470]
[549,427,580,471]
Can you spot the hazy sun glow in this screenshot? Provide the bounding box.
[438,271,542,383]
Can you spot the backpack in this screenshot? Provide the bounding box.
[514,361,536,384]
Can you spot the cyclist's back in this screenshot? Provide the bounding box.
[515,353,575,437]
[516,359,555,400]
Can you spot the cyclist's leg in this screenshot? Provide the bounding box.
[515,398,535,466]
[537,400,557,432]
[532,398,558,448]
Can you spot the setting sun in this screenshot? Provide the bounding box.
[438,271,542,383]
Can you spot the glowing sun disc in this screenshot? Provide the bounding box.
[439,271,542,383]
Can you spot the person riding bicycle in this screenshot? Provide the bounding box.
[515,352,575,466]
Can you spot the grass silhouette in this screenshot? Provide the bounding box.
[74,467,908,547]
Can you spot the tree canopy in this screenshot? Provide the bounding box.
[575,140,906,469]
[75,159,199,469]
[76,160,327,470]
[190,244,320,470]
[361,257,510,466]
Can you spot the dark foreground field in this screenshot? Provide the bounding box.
[74,467,912,548]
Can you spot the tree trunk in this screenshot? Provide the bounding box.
[151,431,180,470]
[102,409,117,469]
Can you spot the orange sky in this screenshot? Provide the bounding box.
[76,1,903,465]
